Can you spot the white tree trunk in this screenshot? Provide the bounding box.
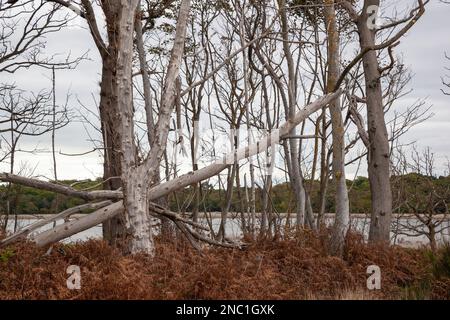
[33,201,124,247]
[113,0,154,254]
[114,0,191,254]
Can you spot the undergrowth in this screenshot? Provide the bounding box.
[0,230,448,300]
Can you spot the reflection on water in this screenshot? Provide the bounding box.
[4,215,450,248]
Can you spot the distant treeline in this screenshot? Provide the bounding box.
[1,173,449,215]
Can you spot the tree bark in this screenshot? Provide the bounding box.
[114,0,153,254]
[33,201,124,247]
[135,12,173,239]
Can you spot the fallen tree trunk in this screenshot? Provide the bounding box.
[0,173,122,200]
[32,201,124,247]
[0,201,112,247]
[3,200,211,248]
[1,91,342,247]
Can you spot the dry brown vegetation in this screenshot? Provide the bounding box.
[0,230,448,300]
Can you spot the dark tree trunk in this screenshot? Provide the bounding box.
[95,2,126,245]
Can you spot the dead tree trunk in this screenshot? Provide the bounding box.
[135,11,173,239]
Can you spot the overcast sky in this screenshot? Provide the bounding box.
[1,1,449,181]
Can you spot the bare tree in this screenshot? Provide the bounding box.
[392,147,450,252]
[0,0,82,72]
[340,0,427,243]
[0,84,69,230]
[0,0,83,231]
[111,0,191,254]
[45,0,176,244]
[4,0,438,257]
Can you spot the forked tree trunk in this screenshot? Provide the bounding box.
[123,168,154,253]
[135,13,173,239]
[114,0,191,254]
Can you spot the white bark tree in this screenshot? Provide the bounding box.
[113,0,191,254]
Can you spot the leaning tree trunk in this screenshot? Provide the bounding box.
[324,0,350,256]
[358,0,392,243]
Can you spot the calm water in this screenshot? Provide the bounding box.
[4,214,450,247]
